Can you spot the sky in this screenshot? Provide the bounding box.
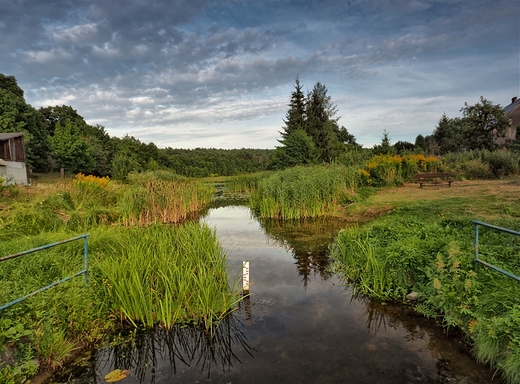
[1,0,519,149]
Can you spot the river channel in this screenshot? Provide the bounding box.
[51,204,503,383]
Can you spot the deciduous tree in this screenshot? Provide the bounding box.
[461,96,509,151]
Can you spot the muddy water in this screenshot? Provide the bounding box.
[53,205,503,384]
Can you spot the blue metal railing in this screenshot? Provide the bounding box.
[473,220,520,282]
[0,234,89,311]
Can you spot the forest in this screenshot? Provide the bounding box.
[1,73,519,180]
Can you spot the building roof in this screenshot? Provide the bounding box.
[0,132,24,140]
[504,98,520,115]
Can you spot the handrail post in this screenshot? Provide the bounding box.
[84,234,89,286]
[474,222,479,270]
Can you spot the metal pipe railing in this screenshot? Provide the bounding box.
[0,234,89,311]
[473,220,520,282]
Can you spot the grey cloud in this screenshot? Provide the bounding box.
[1,0,518,149]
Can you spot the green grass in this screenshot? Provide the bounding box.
[330,189,520,384]
[0,171,240,380]
[250,164,358,219]
[95,223,240,330]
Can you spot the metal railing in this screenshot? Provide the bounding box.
[473,220,520,282]
[0,234,89,311]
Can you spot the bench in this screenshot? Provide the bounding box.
[413,172,455,188]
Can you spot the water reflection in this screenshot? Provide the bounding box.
[59,313,255,384]
[257,216,349,286]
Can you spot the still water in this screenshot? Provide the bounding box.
[53,205,502,383]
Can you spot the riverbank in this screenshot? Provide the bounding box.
[331,177,520,384]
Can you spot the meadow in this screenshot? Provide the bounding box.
[0,171,240,383]
[329,179,520,384]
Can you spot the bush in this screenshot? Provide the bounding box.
[462,159,491,179]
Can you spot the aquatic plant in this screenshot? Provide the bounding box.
[95,223,241,330]
[250,164,357,219]
[331,206,520,384]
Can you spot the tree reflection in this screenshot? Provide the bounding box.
[69,313,254,384]
[257,216,348,286]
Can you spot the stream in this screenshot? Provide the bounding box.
[51,204,503,383]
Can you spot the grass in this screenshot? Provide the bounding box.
[0,172,240,382]
[250,164,358,219]
[330,176,520,384]
[95,223,241,330]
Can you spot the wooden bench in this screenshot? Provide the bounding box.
[413,172,455,188]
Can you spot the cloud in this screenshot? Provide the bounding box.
[1,0,518,149]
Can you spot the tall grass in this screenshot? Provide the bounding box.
[250,164,358,219]
[119,172,214,225]
[94,223,240,330]
[0,170,239,377]
[0,171,215,238]
[224,171,270,193]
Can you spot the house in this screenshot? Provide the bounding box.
[504,96,520,141]
[0,132,28,185]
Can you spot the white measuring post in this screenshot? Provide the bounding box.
[242,261,250,293]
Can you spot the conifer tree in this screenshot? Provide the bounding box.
[280,77,306,140]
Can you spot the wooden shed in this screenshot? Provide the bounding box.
[0,132,28,185]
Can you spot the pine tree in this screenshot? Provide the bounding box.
[279,77,306,140]
[305,82,342,162]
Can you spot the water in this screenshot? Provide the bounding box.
[52,205,503,383]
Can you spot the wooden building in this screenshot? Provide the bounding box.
[0,132,28,185]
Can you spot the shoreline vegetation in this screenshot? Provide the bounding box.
[0,171,239,383]
[1,150,520,383]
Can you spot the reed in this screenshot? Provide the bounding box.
[119,172,214,225]
[0,171,215,237]
[224,171,270,193]
[250,165,357,219]
[95,223,240,330]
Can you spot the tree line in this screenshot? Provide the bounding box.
[275,78,519,162]
[0,74,272,179]
[2,72,518,179]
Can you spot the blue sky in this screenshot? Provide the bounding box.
[1,0,518,149]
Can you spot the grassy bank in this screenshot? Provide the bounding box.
[0,172,239,383]
[330,178,520,384]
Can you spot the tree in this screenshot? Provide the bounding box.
[305,82,343,162]
[461,96,510,151]
[432,114,465,154]
[272,129,319,168]
[40,105,118,175]
[0,75,51,171]
[394,140,415,154]
[280,77,306,140]
[0,74,24,98]
[414,134,427,152]
[49,121,95,174]
[373,129,395,155]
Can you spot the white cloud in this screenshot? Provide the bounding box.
[53,23,99,43]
